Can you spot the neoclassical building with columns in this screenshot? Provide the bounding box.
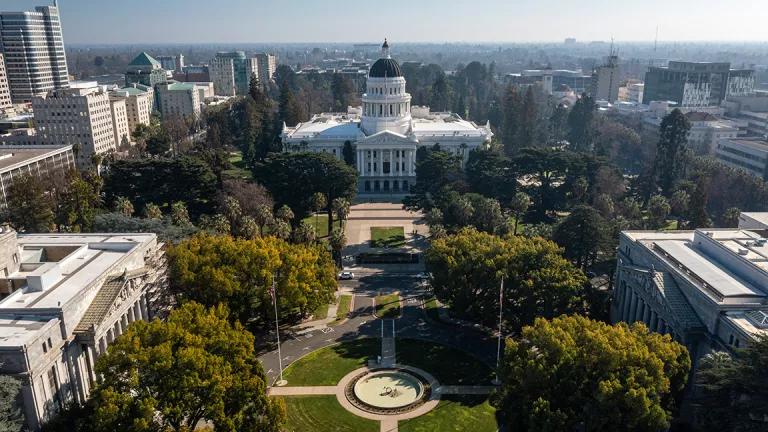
[612,227,768,372]
[281,40,493,194]
[0,230,166,431]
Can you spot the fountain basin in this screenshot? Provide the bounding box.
[345,368,431,414]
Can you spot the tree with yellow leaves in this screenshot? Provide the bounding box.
[168,233,336,326]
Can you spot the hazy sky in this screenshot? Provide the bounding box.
[3,0,766,44]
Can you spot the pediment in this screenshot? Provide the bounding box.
[358,130,417,146]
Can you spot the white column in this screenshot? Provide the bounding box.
[128,305,135,323]
[141,295,150,320]
[627,292,637,323]
[389,149,394,177]
[135,301,143,321]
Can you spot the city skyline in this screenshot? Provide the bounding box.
[2,0,766,45]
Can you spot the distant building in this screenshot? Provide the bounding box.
[108,95,131,148]
[564,37,577,45]
[172,64,210,83]
[156,81,213,119]
[0,145,74,207]
[110,84,153,135]
[618,80,644,103]
[0,230,166,431]
[255,53,277,85]
[210,51,258,96]
[506,69,592,95]
[0,54,12,110]
[0,4,69,102]
[591,54,621,103]
[125,52,167,88]
[643,61,756,107]
[714,138,768,180]
[33,84,118,169]
[156,54,184,72]
[612,228,768,374]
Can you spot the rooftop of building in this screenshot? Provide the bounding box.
[0,232,157,347]
[686,111,719,122]
[0,145,71,172]
[129,52,161,68]
[283,109,491,140]
[720,138,768,152]
[624,229,768,301]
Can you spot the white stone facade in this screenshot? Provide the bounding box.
[0,231,167,431]
[0,145,75,208]
[109,96,131,148]
[612,229,768,372]
[33,86,118,169]
[281,41,492,194]
[255,53,277,85]
[111,85,153,135]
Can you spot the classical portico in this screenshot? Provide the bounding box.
[281,39,493,194]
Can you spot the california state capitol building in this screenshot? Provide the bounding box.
[281,40,493,195]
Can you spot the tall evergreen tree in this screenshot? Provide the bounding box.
[567,93,597,152]
[6,174,54,232]
[331,73,356,111]
[501,84,522,156]
[278,81,304,127]
[653,109,691,195]
[518,86,538,148]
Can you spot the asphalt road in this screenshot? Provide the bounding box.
[258,272,497,385]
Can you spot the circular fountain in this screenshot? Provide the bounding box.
[345,369,431,414]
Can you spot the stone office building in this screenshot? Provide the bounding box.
[612,227,768,371]
[0,230,167,431]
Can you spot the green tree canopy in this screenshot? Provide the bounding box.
[567,93,597,152]
[168,234,336,326]
[653,109,691,195]
[90,302,284,432]
[254,152,357,231]
[425,228,587,331]
[103,156,218,218]
[497,315,690,432]
[552,205,610,270]
[5,173,54,233]
[0,375,25,432]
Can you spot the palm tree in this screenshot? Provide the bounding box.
[332,198,351,233]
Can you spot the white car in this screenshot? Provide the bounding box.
[338,271,355,280]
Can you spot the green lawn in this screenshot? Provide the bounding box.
[282,338,378,386]
[311,302,329,320]
[398,395,499,432]
[397,339,494,385]
[423,296,442,322]
[302,214,342,238]
[375,293,401,318]
[222,151,253,180]
[370,226,406,248]
[330,294,352,326]
[282,337,491,387]
[280,395,379,432]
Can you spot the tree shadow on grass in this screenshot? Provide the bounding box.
[396,339,494,385]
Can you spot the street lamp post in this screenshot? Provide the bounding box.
[492,275,504,386]
[272,274,287,386]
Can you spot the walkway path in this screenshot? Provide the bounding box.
[380,319,396,366]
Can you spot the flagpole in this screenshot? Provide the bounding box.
[273,273,287,386]
[493,275,504,385]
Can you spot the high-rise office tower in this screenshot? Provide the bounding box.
[255,53,277,85]
[0,3,69,102]
[210,51,257,96]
